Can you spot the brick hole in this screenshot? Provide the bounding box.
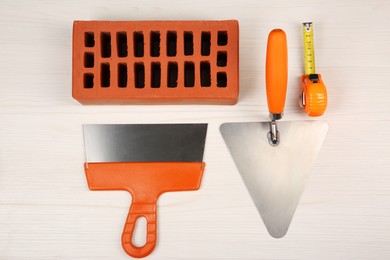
[101,63,110,87]
[150,31,160,57]
[84,52,94,68]
[84,32,94,47]
[118,63,127,88]
[184,62,195,87]
[217,72,227,87]
[167,62,178,88]
[166,31,177,57]
[217,51,227,67]
[84,73,94,88]
[201,32,211,56]
[200,61,211,87]
[133,32,144,57]
[184,31,193,56]
[218,31,228,46]
[134,63,145,88]
[151,62,161,88]
[117,32,128,57]
[101,32,111,58]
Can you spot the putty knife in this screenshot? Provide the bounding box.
[220,29,328,238]
[83,124,207,258]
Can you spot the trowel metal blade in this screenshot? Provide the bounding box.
[83,124,208,163]
[220,121,328,238]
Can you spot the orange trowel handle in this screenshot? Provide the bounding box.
[266,29,288,115]
[84,162,205,258]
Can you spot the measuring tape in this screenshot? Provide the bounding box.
[303,22,316,75]
[300,22,327,117]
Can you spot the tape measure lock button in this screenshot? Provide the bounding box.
[308,74,319,83]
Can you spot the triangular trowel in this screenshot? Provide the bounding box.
[220,29,328,238]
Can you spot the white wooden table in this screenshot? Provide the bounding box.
[1,0,390,259]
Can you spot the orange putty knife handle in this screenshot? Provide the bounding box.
[266,29,288,116]
[122,203,157,258]
[84,162,205,258]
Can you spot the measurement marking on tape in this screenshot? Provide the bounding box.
[303,22,316,75]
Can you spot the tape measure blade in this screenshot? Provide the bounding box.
[303,22,315,75]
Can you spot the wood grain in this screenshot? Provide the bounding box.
[1,0,390,259]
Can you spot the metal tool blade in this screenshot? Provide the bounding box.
[84,124,207,163]
[220,121,328,238]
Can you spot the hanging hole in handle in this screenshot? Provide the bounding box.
[132,216,147,247]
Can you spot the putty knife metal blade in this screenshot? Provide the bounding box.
[83,124,207,163]
[220,120,328,238]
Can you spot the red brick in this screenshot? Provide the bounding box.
[72,20,239,105]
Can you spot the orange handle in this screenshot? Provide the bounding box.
[122,203,157,258]
[84,162,205,258]
[266,29,288,115]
